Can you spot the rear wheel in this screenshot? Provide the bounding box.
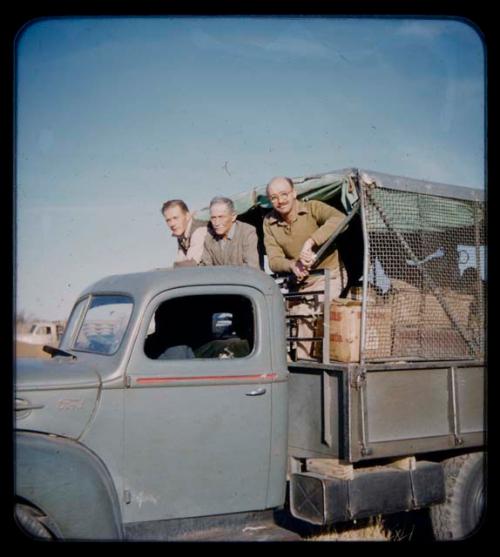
[430,452,485,540]
[15,503,54,540]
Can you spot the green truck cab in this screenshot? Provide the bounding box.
[15,169,486,541]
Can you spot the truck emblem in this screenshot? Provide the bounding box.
[57,399,84,410]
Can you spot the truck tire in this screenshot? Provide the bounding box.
[15,504,54,540]
[430,453,485,540]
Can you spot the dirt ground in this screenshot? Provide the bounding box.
[16,342,51,359]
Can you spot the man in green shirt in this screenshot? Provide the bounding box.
[263,176,347,360]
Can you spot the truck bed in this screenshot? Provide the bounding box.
[287,358,485,463]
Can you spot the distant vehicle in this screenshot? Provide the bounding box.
[17,321,64,346]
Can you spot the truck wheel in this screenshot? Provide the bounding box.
[15,504,54,540]
[430,452,485,540]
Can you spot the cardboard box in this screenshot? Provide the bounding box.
[390,280,474,329]
[365,305,393,359]
[391,326,421,358]
[392,326,471,359]
[329,299,361,362]
[390,279,421,326]
[422,290,473,328]
[328,285,473,362]
[329,299,392,362]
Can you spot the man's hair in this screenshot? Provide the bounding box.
[209,196,235,213]
[266,176,294,196]
[161,199,189,215]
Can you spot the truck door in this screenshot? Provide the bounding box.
[122,285,274,524]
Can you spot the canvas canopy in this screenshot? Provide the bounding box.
[194,168,484,234]
[194,169,350,220]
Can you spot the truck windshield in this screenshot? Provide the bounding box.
[71,295,134,355]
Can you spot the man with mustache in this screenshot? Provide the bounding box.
[263,176,347,360]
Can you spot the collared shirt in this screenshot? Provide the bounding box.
[200,221,260,268]
[263,200,345,273]
[174,218,207,264]
[220,221,237,247]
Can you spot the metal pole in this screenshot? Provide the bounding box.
[358,174,371,366]
[448,366,463,446]
[323,268,331,364]
[310,202,360,270]
[474,203,484,354]
[323,370,333,447]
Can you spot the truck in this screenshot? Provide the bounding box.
[14,168,486,541]
[16,321,65,346]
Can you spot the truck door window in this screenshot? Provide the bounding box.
[144,294,254,360]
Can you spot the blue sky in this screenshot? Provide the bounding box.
[15,16,485,321]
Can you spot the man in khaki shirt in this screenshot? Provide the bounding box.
[263,176,347,359]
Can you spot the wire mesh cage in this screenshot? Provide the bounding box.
[361,181,486,362]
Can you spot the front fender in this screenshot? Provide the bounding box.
[15,431,124,540]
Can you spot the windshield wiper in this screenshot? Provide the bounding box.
[42,345,77,360]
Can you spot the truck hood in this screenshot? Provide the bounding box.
[15,358,102,440]
[15,357,101,390]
